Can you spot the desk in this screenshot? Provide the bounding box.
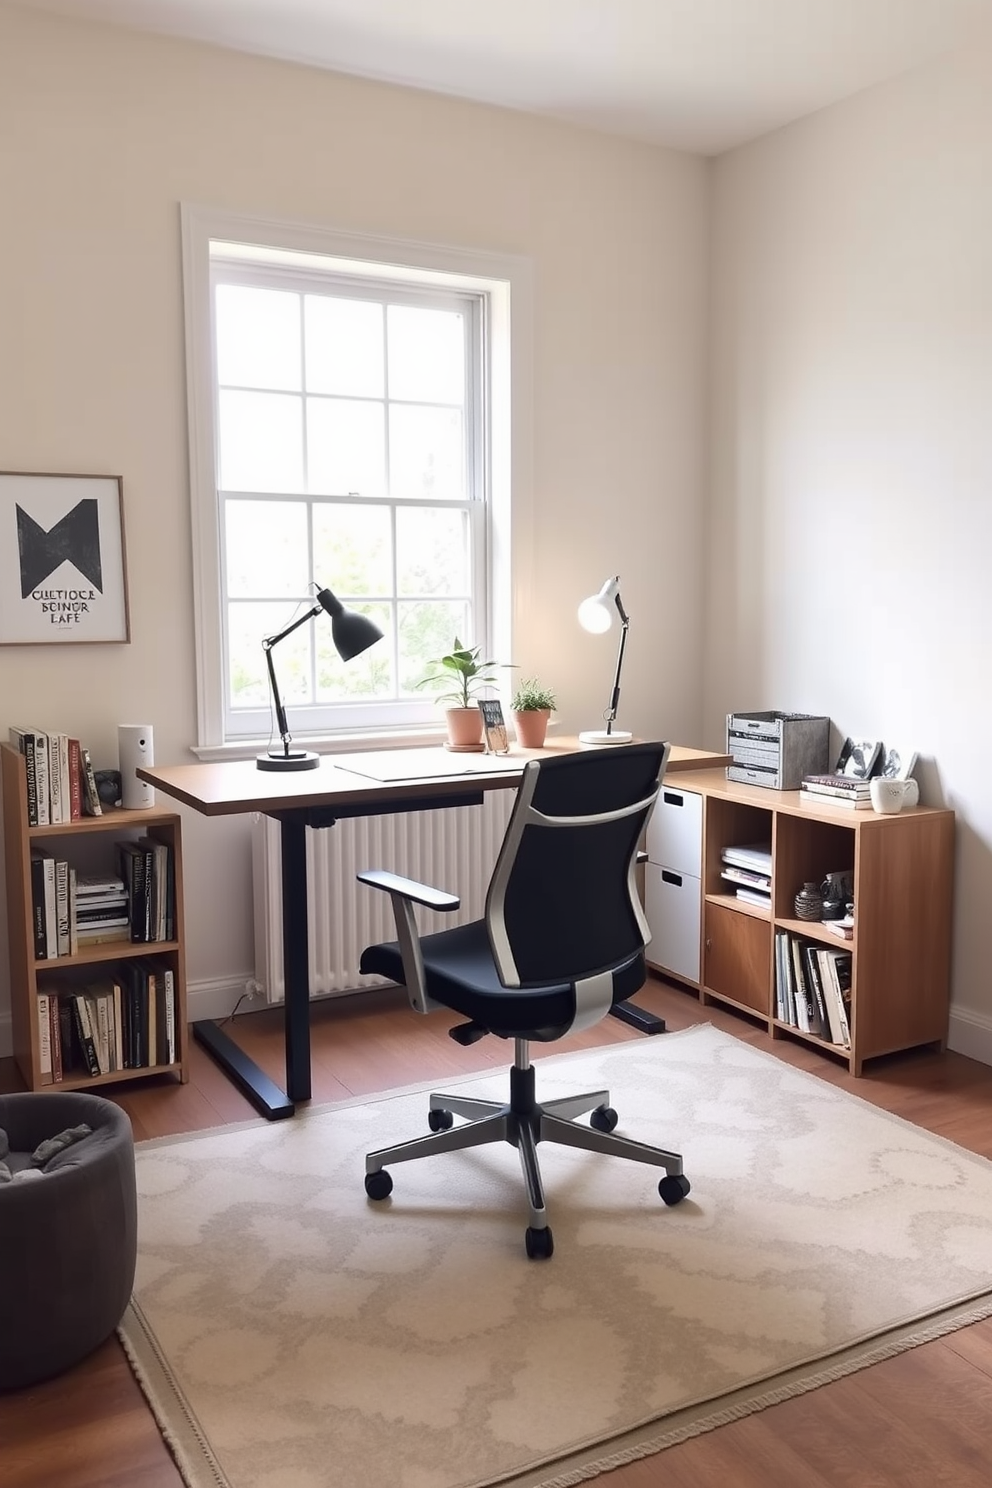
[138,740,730,1119]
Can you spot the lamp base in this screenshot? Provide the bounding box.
[578,729,633,746]
[256,750,321,771]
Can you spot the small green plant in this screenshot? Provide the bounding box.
[416,638,506,708]
[511,677,557,712]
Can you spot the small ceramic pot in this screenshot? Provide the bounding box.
[512,709,551,749]
[870,778,919,815]
[794,882,823,920]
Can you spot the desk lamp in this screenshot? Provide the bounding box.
[577,575,633,745]
[257,585,383,771]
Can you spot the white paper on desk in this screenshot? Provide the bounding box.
[334,748,525,783]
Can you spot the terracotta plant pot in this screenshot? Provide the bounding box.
[444,706,484,749]
[512,709,551,749]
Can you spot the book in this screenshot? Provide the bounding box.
[71,993,101,1077]
[9,726,51,826]
[49,991,63,1082]
[117,840,150,941]
[163,968,176,1064]
[790,937,811,1032]
[31,850,58,958]
[67,737,83,820]
[801,774,871,795]
[818,947,853,1047]
[735,886,771,909]
[799,791,873,810]
[833,738,882,780]
[720,865,772,890]
[37,992,53,1083]
[55,858,71,957]
[80,747,103,816]
[29,852,48,959]
[138,836,171,942]
[803,944,831,1042]
[722,843,773,874]
[824,919,854,940]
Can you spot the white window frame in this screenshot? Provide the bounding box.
[180,204,534,759]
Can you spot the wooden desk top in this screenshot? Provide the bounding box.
[137,740,731,818]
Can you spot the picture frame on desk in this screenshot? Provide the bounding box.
[479,699,510,754]
[0,472,130,645]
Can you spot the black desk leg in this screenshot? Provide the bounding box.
[609,1001,667,1035]
[193,811,312,1120]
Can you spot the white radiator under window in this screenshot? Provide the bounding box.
[251,792,516,1004]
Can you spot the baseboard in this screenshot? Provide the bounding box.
[947,1004,992,1067]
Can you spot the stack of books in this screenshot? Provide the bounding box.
[800,773,873,809]
[75,873,129,946]
[721,842,772,909]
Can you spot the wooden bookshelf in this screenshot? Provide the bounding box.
[644,767,955,1075]
[2,741,188,1091]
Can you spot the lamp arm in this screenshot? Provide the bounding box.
[262,603,321,756]
[604,616,629,736]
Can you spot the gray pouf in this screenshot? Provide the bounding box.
[0,1091,137,1392]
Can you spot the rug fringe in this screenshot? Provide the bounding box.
[517,1293,992,1488]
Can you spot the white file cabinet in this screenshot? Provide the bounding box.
[644,783,702,985]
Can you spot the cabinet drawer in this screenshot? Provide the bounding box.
[644,864,701,983]
[646,786,702,876]
[703,901,770,1016]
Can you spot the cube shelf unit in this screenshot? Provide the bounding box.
[2,741,189,1092]
[645,767,955,1076]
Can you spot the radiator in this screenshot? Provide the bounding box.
[251,791,516,1004]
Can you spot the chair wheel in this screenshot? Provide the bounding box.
[525,1225,554,1260]
[428,1108,454,1131]
[659,1174,691,1206]
[365,1169,393,1200]
[590,1104,618,1133]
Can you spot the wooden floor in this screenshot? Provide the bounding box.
[3,976,992,1487]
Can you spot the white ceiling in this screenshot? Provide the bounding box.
[9,0,992,154]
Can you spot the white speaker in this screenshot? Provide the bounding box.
[118,724,155,809]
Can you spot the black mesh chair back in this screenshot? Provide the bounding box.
[486,742,667,988]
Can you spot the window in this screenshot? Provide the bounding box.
[181,207,532,756]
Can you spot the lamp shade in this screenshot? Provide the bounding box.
[316,588,384,662]
[577,577,620,634]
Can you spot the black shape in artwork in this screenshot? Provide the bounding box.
[16,499,103,597]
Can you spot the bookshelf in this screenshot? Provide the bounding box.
[2,741,189,1091]
[644,767,955,1076]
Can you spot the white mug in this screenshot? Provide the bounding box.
[870,777,919,815]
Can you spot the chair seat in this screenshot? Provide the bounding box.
[360,920,648,1039]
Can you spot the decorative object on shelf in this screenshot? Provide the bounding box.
[510,677,556,750]
[794,882,824,921]
[94,769,122,807]
[0,472,130,645]
[726,711,830,790]
[577,576,632,744]
[118,724,155,810]
[257,584,383,772]
[870,777,920,815]
[478,698,509,754]
[416,638,508,751]
[834,737,883,779]
[880,744,918,780]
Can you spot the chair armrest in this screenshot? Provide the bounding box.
[357,869,460,913]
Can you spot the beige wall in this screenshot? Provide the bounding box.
[0,7,708,1036]
[708,40,992,1061]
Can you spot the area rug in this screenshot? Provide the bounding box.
[121,1024,992,1488]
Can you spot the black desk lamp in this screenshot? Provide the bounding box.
[257,585,383,771]
[577,575,633,745]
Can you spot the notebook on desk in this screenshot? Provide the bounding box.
[334,748,526,783]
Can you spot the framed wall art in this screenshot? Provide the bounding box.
[0,472,130,644]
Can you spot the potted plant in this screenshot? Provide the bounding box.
[511,678,557,749]
[417,638,506,749]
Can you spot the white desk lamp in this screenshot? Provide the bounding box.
[577,575,633,744]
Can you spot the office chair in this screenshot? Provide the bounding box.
[356,740,690,1260]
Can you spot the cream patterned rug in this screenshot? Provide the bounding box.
[121,1025,992,1488]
